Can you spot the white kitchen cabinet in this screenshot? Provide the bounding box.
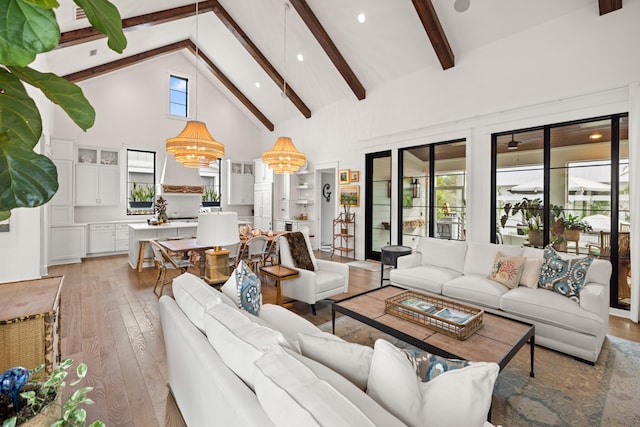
[254,158,273,184]
[50,138,74,160]
[226,160,254,205]
[254,183,273,230]
[75,147,120,206]
[49,226,85,265]
[115,224,129,252]
[50,160,73,206]
[88,224,115,253]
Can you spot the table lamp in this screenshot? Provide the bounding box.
[197,212,239,284]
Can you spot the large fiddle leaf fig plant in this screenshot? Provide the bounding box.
[0,0,127,221]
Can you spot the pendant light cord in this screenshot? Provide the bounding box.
[194,1,199,121]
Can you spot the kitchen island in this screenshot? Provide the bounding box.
[127,221,198,270]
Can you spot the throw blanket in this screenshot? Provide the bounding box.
[284,232,315,271]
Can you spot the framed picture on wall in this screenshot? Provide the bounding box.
[339,185,360,207]
[350,171,359,182]
[339,169,350,184]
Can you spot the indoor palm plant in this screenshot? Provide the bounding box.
[0,360,103,427]
[0,0,127,221]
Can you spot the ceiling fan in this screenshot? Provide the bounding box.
[507,133,520,150]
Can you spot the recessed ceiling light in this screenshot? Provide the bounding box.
[589,133,603,140]
[296,53,304,62]
[357,13,366,24]
[255,82,261,88]
[454,0,470,12]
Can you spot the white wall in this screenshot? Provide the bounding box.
[260,3,640,259]
[0,55,53,283]
[53,51,262,223]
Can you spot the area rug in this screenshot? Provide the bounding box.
[320,316,640,427]
[347,260,389,272]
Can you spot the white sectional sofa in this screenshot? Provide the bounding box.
[159,272,499,426]
[389,237,612,363]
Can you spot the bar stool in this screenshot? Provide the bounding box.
[136,239,156,272]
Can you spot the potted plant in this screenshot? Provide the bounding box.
[201,188,220,207]
[0,1,127,222]
[129,183,154,208]
[562,213,593,241]
[0,360,103,427]
[500,197,545,246]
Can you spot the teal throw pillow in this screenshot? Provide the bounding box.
[410,350,470,382]
[234,260,262,315]
[537,245,593,303]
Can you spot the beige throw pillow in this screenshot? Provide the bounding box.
[520,258,544,288]
[488,251,526,288]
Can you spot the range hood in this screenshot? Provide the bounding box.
[158,155,204,195]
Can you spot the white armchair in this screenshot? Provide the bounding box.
[277,231,349,314]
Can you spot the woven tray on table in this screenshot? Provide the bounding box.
[385,291,483,340]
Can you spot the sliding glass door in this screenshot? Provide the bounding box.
[365,151,391,261]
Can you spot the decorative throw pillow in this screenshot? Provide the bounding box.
[488,251,526,288]
[298,333,374,391]
[222,260,261,315]
[538,245,594,303]
[410,350,470,382]
[366,339,499,427]
[519,258,543,288]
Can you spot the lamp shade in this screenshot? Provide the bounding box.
[167,121,224,168]
[262,136,306,174]
[197,212,239,247]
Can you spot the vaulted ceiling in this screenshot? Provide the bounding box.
[46,0,622,131]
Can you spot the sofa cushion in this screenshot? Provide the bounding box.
[258,304,323,352]
[222,260,262,315]
[366,339,499,427]
[463,242,522,276]
[203,303,290,390]
[500,287,603,335]
[298,333,373,391]
[538,246,594,303]
[417,237,467,273]
[390,266,461,294]
[488,252,526,288]
[284,348,406,426]
[254,346,377,427]
[443,275,510,309]
[172,273,223,333]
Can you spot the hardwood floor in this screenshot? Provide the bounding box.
[48,252,640,426]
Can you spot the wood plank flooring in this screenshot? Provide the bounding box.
[47,252,640,426]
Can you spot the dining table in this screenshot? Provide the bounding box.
[158,238,213,277]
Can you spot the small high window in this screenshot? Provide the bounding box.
[169,75,188,117]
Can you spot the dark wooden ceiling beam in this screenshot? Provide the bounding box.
[59,1,218,49]
[290,0,366,101]
[211,3,311,119]
[184,40,274,131]
[62,39,274,131]
[598,0,622,15]
[411,0,455,70]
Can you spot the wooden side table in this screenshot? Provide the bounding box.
[380,245,412,286]
[260,265,299,306]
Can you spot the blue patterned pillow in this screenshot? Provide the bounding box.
[410,350,470,382]
[537,245,593,303]
[234,260,262,315]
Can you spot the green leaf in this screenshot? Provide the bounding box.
[0,68,42,148]
[73,0,127,53]
[0,211,10,221]
[21,0,59,8]
[2,417,17,427]
[77,362,88,379]
[8,66,96,131]
[0,0,59,66]
[0,133,58,211]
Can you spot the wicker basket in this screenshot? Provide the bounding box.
[385,290,483,340]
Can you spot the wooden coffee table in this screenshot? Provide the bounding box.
[332,285,535,376]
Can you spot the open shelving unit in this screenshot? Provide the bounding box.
[333,212,355,259]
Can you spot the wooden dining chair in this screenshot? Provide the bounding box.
[225,241,242,273]
[149,240,193,297]
[240,235,269,273]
